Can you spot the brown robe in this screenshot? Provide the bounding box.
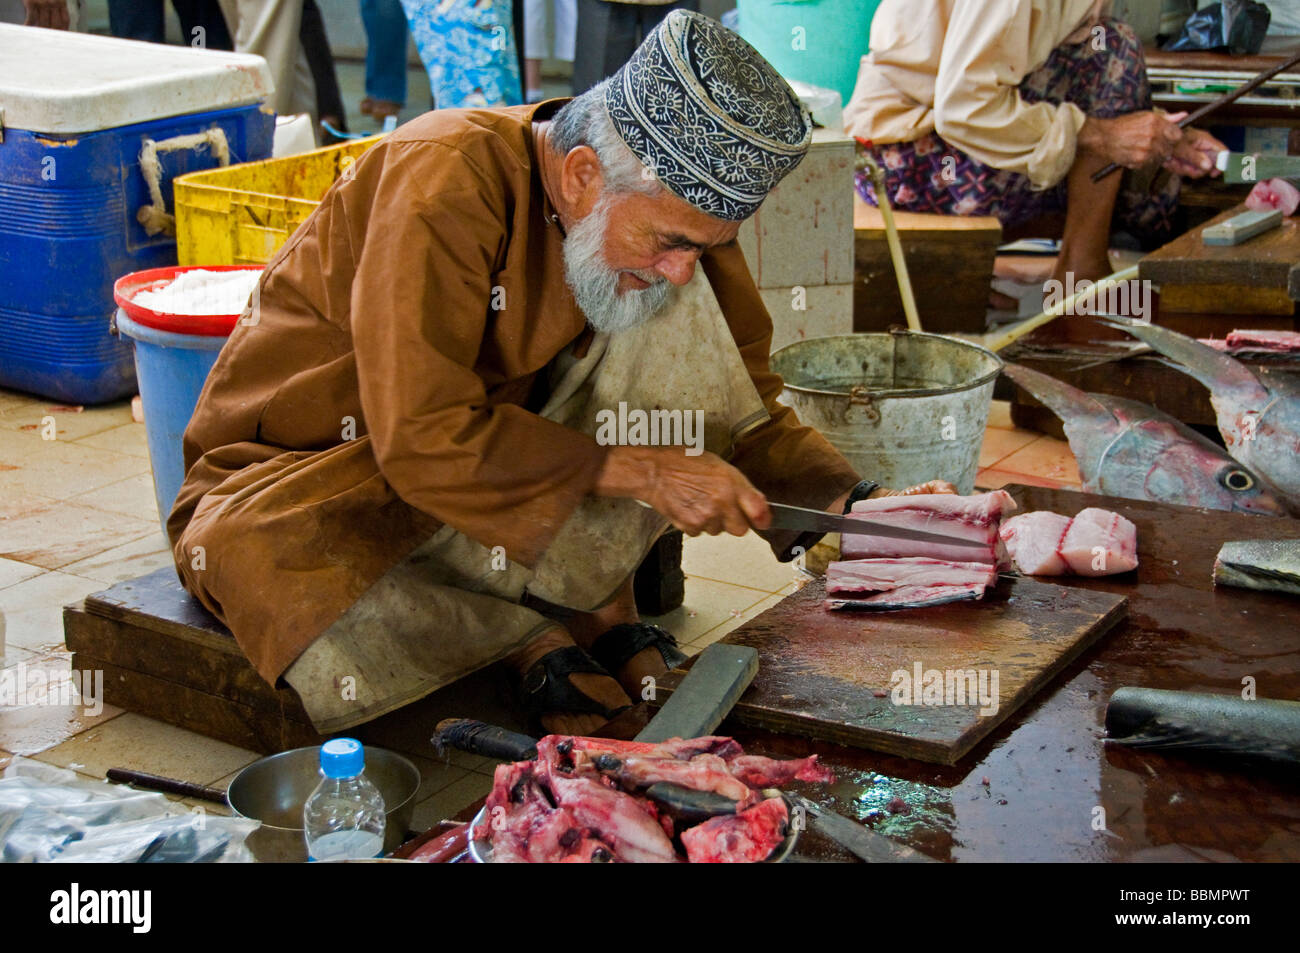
[168,100,861,686]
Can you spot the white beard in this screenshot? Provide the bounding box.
[562,195,673,334]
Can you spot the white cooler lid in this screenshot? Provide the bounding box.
[0,24,274,135]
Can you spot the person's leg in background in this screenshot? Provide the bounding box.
[571,0,634,93]
[107,0,165,41]
[217,0,313,118]
[300,0,348,141]
[360,0,408,120]
[632,0,695,42]
[171,0,235,49]
[553,0,575,92]
[571,0,698,94]
[523,0,547,103]
[512,0,526,98]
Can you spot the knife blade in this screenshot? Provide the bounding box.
[789,794,936,863]
[766,501,988,550]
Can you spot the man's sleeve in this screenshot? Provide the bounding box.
[932,0,1088,190]
[350,140,609,568]
[701,244,862,558]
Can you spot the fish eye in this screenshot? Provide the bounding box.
[1220,469,1255,492]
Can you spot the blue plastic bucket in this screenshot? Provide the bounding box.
[114,308,228,535]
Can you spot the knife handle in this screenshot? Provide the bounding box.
[433,718,538,762]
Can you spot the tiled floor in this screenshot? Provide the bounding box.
[0,384,1080,839]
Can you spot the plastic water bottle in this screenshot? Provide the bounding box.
[303,738,386,861]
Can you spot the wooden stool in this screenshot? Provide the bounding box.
[65,537,686,755]
[853,195,1002,334]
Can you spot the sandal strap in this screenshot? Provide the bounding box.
[520,646,628,722]
[589,623,688,675]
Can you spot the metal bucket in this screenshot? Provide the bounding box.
[771,331,1003,494]
[226,746,421,863]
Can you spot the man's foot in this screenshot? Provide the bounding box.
[588,623,688,700]
[507,627,631,736]
[360,97,402,120]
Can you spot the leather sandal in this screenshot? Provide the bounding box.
[589,622,688,676]
[520,645,630,732]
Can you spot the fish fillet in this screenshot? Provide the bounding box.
[1058,507,1138,576]
[825,582,987,611]
[840,490,1016,564]
[826,557,996,593]
[998,511,1072,575]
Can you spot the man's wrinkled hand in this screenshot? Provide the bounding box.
[1163,127,1226,179]
[596,446,770,537]
[1081,111,1184,170]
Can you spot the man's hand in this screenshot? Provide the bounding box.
[1163,127,1226,179]
[24,0,70,29]
[594,445,770,536]
[1079,111,1185,170]
[869,479,958,498]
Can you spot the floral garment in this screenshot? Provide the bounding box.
[400,0,523,108]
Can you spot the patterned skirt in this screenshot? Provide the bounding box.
[855,18,1179,242]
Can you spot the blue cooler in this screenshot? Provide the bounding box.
[0,25,274,404]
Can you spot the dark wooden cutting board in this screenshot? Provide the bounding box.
[656,575,1127,765]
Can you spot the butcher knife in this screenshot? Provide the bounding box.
[766,501,989,550]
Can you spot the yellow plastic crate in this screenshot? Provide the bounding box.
[174,135,386,266]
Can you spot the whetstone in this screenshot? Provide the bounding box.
[1202,208,1283,246]
[635,643,759,743]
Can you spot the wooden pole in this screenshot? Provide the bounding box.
[983,264,1140,352]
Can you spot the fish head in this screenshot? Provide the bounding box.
[1125,420,1288,515]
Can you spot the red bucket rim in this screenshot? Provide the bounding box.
[113,265,264,336]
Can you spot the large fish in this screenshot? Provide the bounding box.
[1103,320,1300,510]
[1003,363,1286,515]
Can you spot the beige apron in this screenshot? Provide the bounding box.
[285,270,769,732]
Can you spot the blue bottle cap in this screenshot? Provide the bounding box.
[319,738,365,779]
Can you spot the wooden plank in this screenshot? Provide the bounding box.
[655,576,1127,765]
[64,604,312,720]
[82,566,237,651]
[69,650,325,753]
[854,197,1001,335]
[1141,204,1300,295]
[635,643,758,743]
[854,197,1002,234]
[1160,283,1296,315]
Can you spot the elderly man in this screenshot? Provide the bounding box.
[845,0,1225,307]
[170,11,944,737]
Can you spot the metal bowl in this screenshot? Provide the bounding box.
[467,794,800,863]
[226,746,421,863]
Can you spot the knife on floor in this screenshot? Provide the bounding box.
[766,501,989,550]
[788,794,937,863]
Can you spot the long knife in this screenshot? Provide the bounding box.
[789,794,937,863]
[766,501,988,550]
